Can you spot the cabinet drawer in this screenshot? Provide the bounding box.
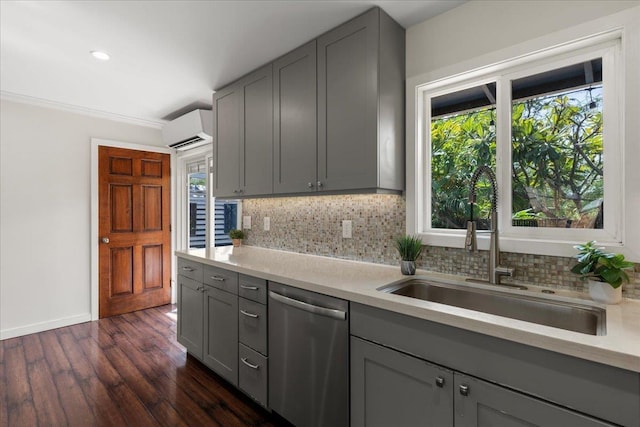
[238,274,267,304]
[203,265,238,294]
[239,343,268,408]
[239,298,267,355]
[177,258,203,282]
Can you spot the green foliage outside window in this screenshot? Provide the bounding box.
[430,87,603,230]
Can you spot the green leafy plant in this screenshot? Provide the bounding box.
[512,208,546,220]
[570,241,634,288]
[228,229,245,240]
[394,235,423,261]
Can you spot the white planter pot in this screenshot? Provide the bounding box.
[588,280,622,305]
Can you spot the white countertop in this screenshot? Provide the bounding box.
[176,246,640,372]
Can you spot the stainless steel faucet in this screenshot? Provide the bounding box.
[465,166,515,285]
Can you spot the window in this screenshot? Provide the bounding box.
[411,36,622,256]
[187,160,207,249]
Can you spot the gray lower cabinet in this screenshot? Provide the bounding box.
[316,7,404,192]
[203,286,239,386]
[237,275,269,407]
[351,303,636,427]
[212,64,273,198]
[454,373,612,427]
[177,275,204,360]
[351,336,454,427]
[352,336,615,427]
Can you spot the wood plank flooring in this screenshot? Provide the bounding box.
[1,305,284,427]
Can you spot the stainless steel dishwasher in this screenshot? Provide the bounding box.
[268,282,349,427]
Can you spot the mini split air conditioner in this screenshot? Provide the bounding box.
[162,109,213,150]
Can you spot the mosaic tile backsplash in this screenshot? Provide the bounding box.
[242,194,640,299]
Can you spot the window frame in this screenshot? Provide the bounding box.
[408,34,623,257]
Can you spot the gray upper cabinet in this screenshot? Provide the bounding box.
[213,7,404,198]
[212,65,273,198]
[317,8,404,192]
[273,41,317,194]
[242,65,273,196]
[212,82,242,198]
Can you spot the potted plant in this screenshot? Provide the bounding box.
[571,241,634,304]
[228,229,245,247]
[394,235,423,275]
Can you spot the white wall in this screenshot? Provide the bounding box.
[405,1,640,260]
[406,0,638,79]
[0,99,164,338]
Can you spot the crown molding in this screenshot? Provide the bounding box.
[0,91,166,129]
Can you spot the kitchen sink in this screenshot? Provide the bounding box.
[378,278,606,335]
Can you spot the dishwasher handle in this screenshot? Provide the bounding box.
[269,291,346,320]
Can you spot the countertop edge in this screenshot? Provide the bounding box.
[175,248,640,373]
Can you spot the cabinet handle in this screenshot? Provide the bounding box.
[210,276,225,282]
[182,266,195,272]
[241,357,260,370]
[307,182,314,188]
[317,181,323,188]
[196,286,204,291]
[240,310,259,318]
[459,384,469,396]
[435,376,445,388]
[240,285,259,291]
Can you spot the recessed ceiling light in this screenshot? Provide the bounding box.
[90,50,110,61]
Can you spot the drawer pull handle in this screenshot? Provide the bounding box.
[240,285,259,291]
[210,276,225,282]
[435,376,445,388]
[182,266,195,271]
[459,384,469,396]
[196,286,204,291]
[240,310,259,318]
[241,357,260,370]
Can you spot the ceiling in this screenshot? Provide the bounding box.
[0,1,465,127]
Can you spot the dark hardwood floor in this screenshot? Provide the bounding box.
[1,305,283,427]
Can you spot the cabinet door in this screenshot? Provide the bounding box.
[203,286,239,386]
[273,40,317,194]
[242,64,273,196]
[454,373,614,427]
[212,83,242,197]
[351,337,454,427]
[317,8,379,191]
[177,275,203,360]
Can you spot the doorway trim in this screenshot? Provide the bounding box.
[90,138,174,321]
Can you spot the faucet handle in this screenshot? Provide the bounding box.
[495,266,514,277]
[465,221,477,252]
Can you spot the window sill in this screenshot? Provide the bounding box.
[419,231,625,259]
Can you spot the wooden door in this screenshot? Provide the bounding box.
[99,146,171,318]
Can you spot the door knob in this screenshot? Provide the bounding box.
[101,237,110,244]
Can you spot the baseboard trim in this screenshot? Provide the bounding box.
[0,313,92,340]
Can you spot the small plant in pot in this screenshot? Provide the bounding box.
[394,235,423,275]
[571,241,634,304]
[228,229,245,247]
